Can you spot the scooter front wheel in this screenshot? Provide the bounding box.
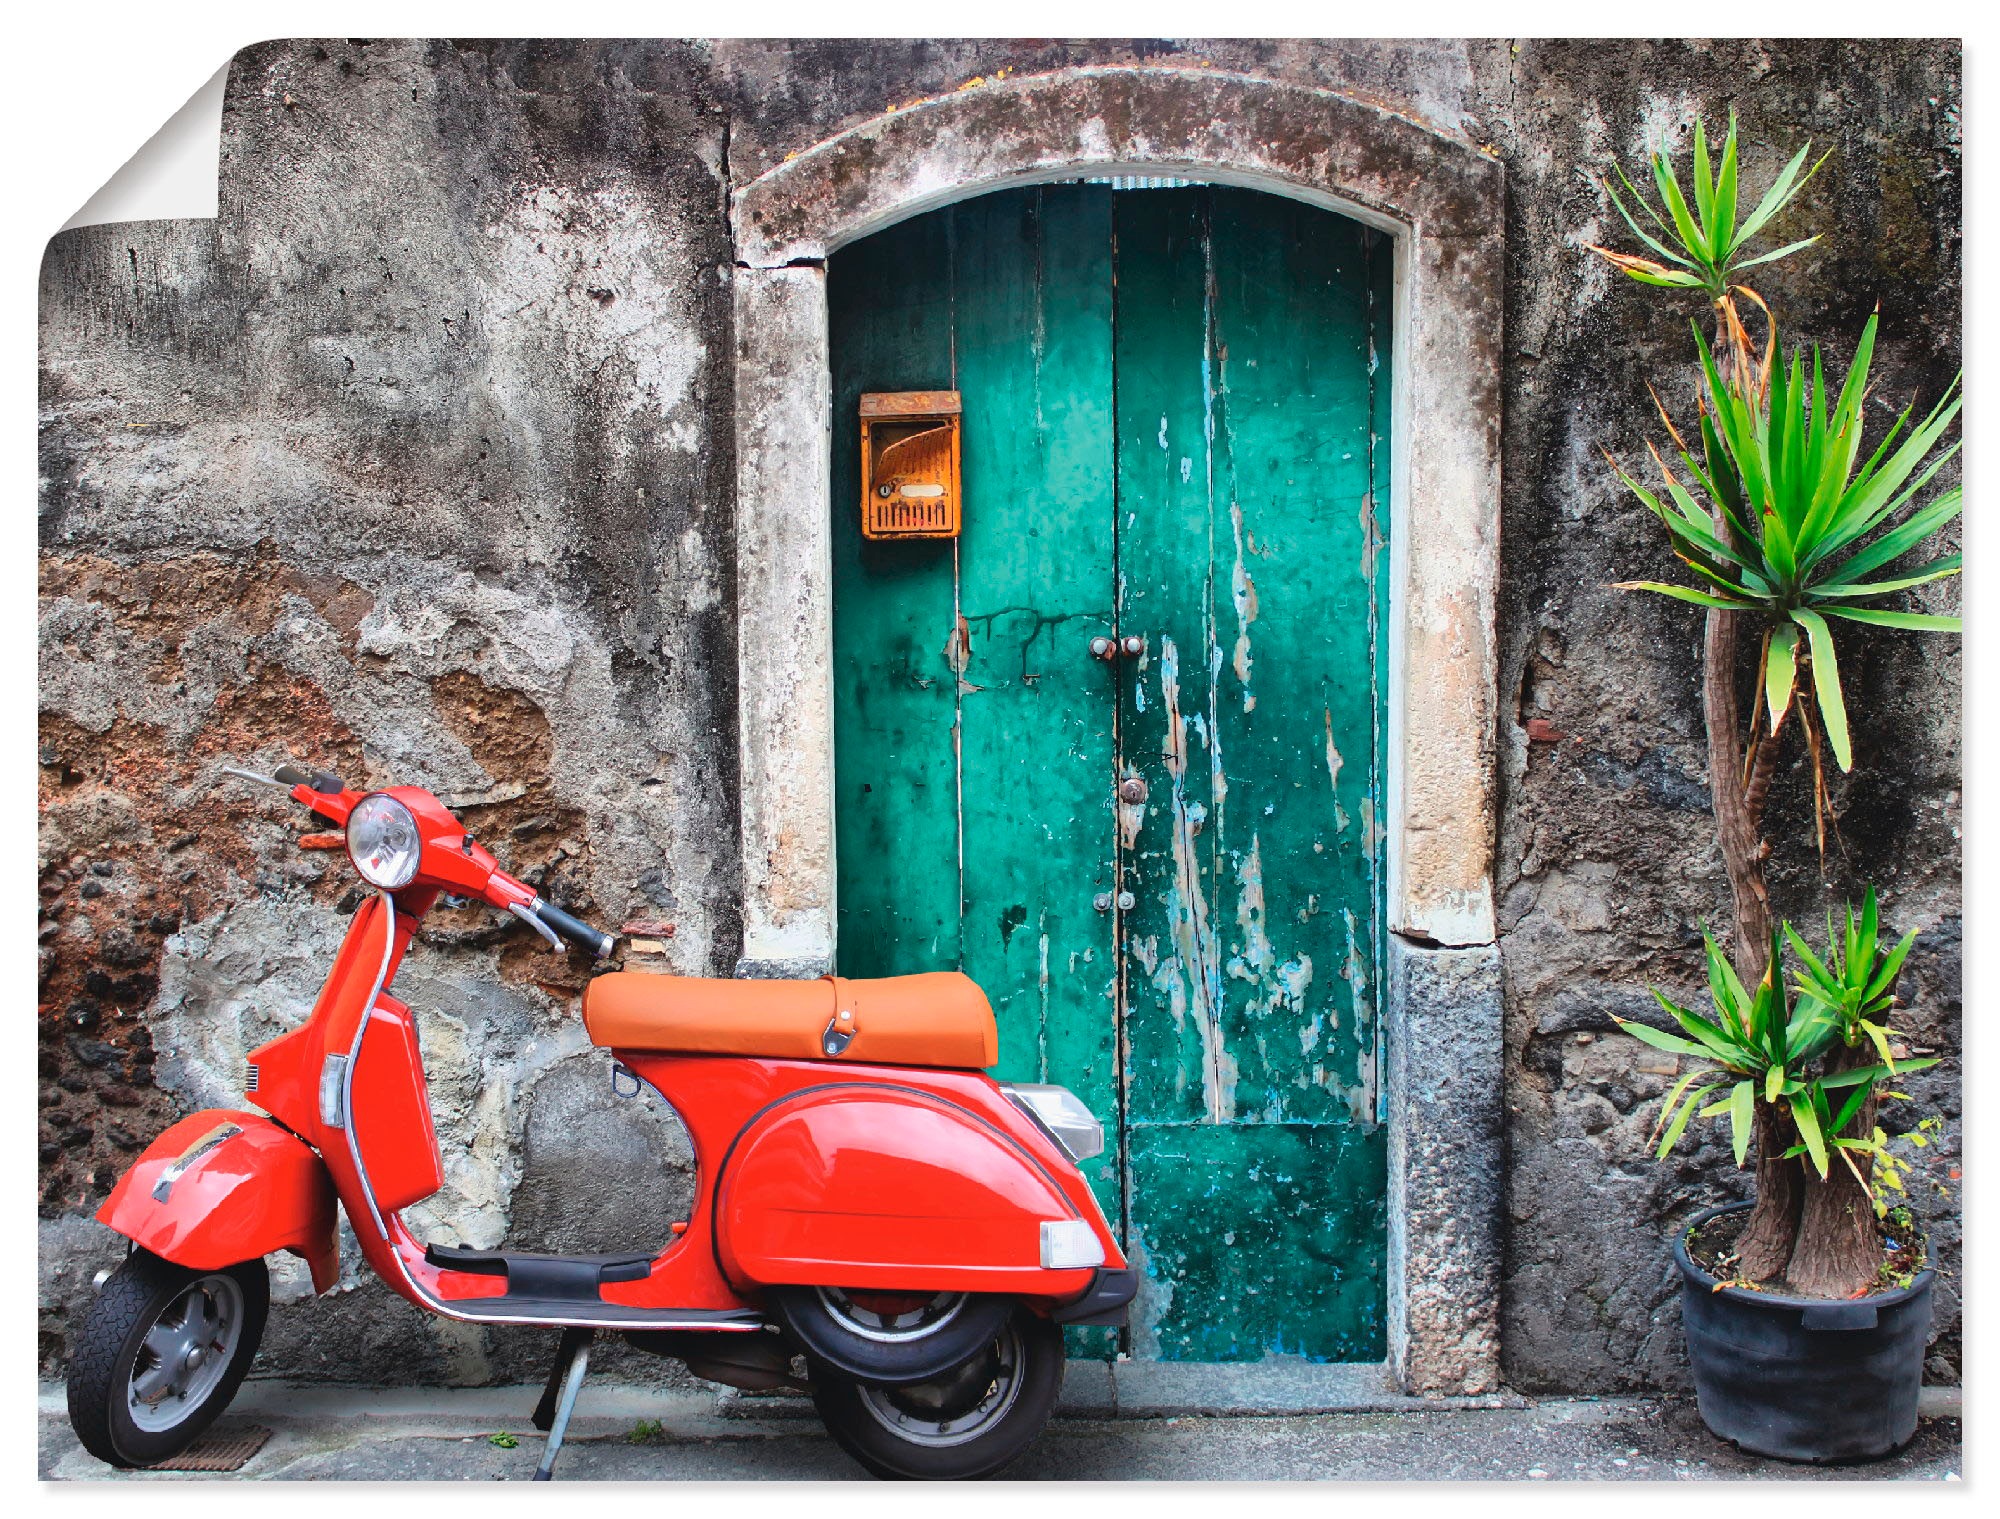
[66,1249,269,1468]
[810,1309,1064,1480]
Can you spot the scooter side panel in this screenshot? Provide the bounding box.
[349,994,444,1213]
[714,1086,1100,1300]
[97,1110,341,1293]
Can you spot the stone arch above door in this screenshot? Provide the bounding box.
[731,67,1503,974]
[725,68,1506,1398]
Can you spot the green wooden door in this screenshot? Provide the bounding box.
[830,183,1392,1363]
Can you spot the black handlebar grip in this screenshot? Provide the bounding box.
[274,763,345,794]
[536,901,617,961]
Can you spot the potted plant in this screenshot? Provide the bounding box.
[1588,114,1961,1461]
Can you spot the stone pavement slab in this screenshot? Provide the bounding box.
[37,1381,1961,1482]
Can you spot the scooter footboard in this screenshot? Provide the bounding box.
[715,1087,1104,1302]
[97,1109,341,1292]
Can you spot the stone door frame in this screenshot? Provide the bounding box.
[726,67,1505,1397]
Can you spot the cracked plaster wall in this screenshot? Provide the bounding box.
[39,38,1958,1394]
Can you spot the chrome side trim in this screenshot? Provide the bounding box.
[150,1122,243,1203]
[339,891,399,1241]
[400,1299,765,1331]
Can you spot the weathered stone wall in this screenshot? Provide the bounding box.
[39,37,1960,1393]
[38,39,738,1385]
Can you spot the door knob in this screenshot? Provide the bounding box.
[1120,635,1144,658]
[1093,892,1113,913]
[1094,890,1137,913]
[1118,777,1148,804]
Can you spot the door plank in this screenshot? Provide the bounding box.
[1115,188,1391,1363]
[954,188,1120,1205]
[1206,188,1383,1122]
[830,213,963,975]
[1114,188,1228,1129]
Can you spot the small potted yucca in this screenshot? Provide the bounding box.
[1589,114,1960,1461]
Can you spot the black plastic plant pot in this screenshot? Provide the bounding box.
[1674,1201,1934,1463]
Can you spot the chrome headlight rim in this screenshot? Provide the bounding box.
[345,792,422,890]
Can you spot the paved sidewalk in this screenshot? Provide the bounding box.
[38,1381,1961,1481]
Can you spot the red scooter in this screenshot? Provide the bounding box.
[67,762,1132,1480]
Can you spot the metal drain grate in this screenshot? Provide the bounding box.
[148,1424,271,1473]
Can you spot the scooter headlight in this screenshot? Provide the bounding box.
[1002,1083,1104,1162]
[347,793,421,889]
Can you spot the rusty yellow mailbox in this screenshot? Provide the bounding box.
[859,391,962,539]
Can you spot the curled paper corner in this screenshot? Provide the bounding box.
[60,61,228,232]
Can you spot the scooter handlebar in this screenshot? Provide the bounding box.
[273,763,347,795]
[533,900,618,961]
[489,871,617,961]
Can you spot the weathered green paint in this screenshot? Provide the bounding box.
[1117,189,1392,1361]
[1126,1121,1387,1361]
[830,208,961,973]
[830,183,1391,1363]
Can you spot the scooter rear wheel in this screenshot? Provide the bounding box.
[66,1249,269,1468]
[771,1285,1012,1384]
[809,1308,1063,1480]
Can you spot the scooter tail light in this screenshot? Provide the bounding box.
[1040,1219,1106,1270]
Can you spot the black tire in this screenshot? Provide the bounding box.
[810,1309,1064,1480]
[66,1250,269,1468]
[771,1285,1013,1385]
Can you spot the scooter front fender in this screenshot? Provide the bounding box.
[97,1109,340,1293]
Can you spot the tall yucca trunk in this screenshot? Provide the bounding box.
[1702,295,1805,1278]
[1703,601,1802,1279]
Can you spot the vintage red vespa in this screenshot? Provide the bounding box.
[67,762,1133,1480]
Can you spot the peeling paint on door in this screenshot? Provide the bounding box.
[831,183,1391,1364]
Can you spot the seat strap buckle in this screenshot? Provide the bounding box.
[822,1006,857,1057]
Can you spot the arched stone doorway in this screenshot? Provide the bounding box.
[726,67,1504,1399]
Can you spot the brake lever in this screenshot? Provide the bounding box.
[220,766,289,789]
[507,902,564,953]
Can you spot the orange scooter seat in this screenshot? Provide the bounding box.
[581,971,998,1070]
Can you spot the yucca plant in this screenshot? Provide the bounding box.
[1591,114,1959,1298]
[1591,113,1835,985]
[1779,890,1937,1295]
[1620,916,1937,1289]
[1590,111,1828,302]
[1785,886,1920,1072]
[1617,928,1827,1279]
[1618,929,1832,1166]
[1611,310,1963,823]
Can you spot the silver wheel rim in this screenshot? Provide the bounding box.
[815,1286,968,1344]
[126,1274,244,1433]
[856,1321,1025,1448]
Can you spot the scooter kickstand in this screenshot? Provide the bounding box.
[530,1327,595,1481]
